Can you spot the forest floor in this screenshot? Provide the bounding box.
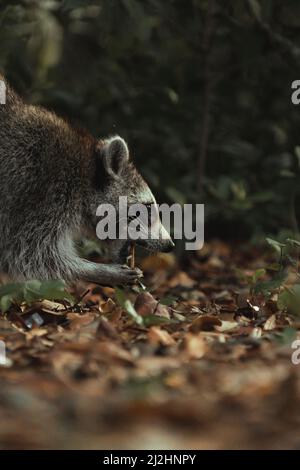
[0,240,300,450]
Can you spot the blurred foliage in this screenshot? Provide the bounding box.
[0,279,73,312]
[1,0,300,239]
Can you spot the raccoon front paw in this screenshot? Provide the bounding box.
[110,264,143,286]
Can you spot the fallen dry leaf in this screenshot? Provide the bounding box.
[134,292,170,318]
[263,314,277,331]
[168,271,196,288]
[215,320,239,333]
[190,315,222,332]
[182,333,207,359]
[148,326,176,346]
[67,312,97,330]
[0,240,298,450]
[140,253,176,272]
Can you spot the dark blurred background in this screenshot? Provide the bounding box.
[1,0,300,241]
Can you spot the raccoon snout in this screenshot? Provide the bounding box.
[160,239,175,253]
[136,238,175,254]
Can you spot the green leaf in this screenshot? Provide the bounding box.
[115,288,177,326]
[114,287,127,307]
[278,285,300,316]
[0,280,73,312]
[0,283,24,308]
[124,299,144,326]
[230,181,247,201]
[38,280,73,302]
[0,282,24,298]
[266,237,286,253]
[0,295,13,312]
[278,327,297,345]
[253,271,287,296]
[267,263,281,271]
[23,280,42,303]
[115,287,145,326]
[286,238,300,247]
[251,268,266,284]
[131,281,148,294]
[159,295,177,306]
[143,315,176,327]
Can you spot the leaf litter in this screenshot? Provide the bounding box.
[0,241,300,449]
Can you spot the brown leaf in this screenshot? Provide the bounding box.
[136,356,180,374]
[67,312,97,330]
[164,371,187,388]
[148,326,176,346]
[100,298,116,314]
[96,316,119,340]
[190,315,222,332]
[168,271,196,288]
[263,314,277,331]
[134,292,170,318]
[95,341,134,364]
[215,320,239,333]
[140,253,176,272]
[182,333,207,359]
[39,300,66,313]
[25,328,48,340]
[155,304,171,318]
[134,292,158,316]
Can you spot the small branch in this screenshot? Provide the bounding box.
[197,0,216,195]
[129,243,135,269]
[72,289,90,310]
[289,190,299,235]
[246,0,300,65]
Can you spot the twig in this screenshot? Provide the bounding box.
[129,243,135,269]
[72,289,90,310]
[197,0,216,195]
[246,0,300,66]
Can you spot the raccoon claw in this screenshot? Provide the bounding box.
[112,264,143,285]
[84,264,143,286]
[121,265,142,273]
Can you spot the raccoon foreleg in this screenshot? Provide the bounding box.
[14,236,142,286]
[76,260,143,286]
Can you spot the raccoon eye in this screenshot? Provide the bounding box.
[127,204,154,226]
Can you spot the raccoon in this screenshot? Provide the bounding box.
[0,74,174,285]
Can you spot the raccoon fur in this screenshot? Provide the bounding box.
[0,74,174,285]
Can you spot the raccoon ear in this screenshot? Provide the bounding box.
[103,136,129,178]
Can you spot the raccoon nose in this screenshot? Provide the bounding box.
[162,239,175,253]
